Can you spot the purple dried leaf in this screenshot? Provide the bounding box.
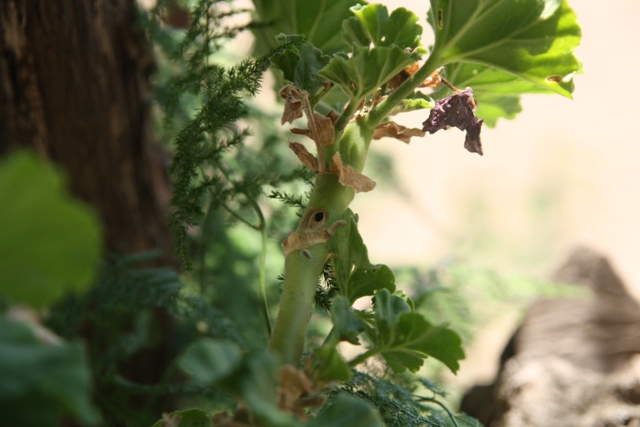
[421,88,484,156]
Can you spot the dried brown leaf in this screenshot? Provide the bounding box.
[422,88,483,156]
[307,112,335,147]
[289,142,319,173]
[279,84,307,125]
[279,365,312,397]
[373,121,425,144]
[419,67,443,88]
[282,232,329,258]
[387,62,420,90]
[330,153,376,193]
[281,219,346,257]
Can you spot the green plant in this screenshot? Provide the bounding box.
[161,0,581,426]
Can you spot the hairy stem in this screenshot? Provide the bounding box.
[365,51,443,128]
[268,118,378,365]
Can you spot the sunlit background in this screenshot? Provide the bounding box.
[348,0,640,388]
[358,0,640,289]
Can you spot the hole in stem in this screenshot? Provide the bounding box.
[300,208,328,232]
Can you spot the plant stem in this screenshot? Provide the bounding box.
[268,104,382,366]
[417,396,461,427]
[269,164,358,365]
[348,348,379,367]
[365,51,443,129]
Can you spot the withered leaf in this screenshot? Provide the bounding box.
[282,232,329,258]
[279,84,307,125]
[281,220,346,257]
[307,112,335,147]
[421,88,484,156]
[278,365,312,398]
[419,67,443,88]
[330,153,376,193]
[289,142,319,173]
[373,121,425,144]
[387,62,420,90]
[292,113,335,148]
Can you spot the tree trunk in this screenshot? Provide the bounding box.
[0,0,175,265]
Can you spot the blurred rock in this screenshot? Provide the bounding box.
[461,246,640,426]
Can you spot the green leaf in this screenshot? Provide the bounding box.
[252,0,362,56]
[373,288,411,328]
[313,344,352,382]
[178,339,242,385]
[0,151,102,309]
[328,211,396,303]
[434,62,552,126]
[349,4,423,49]
[0,319,99,426]
[309,394,384,427]
[331,296,366,345]
[273,35,331,103]
[347,265,396,304]
[371,289,465,374]
[428,0,581,97]
[319,45,415,100]
[390,92,435,116]
[151,409,213,427]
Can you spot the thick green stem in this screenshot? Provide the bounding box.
[365,51,443,129]
[269,121,374,365]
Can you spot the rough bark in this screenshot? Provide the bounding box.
[461,246,640,427]
[0,0,175,265]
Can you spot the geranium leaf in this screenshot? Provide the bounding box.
[273,35,331,103]
[319,45,415,100]
[331,296,366,344]
[428,0,581,97]
[328,211,396,302]
[370,289,465,374]
[252,0,361,55]
[313,345,352,382]
[432,62,551,126]
[350,4,423,49]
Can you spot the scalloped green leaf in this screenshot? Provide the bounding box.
[328,211,396,302]
[0,151,102,309]
[252,0,362,56]
[373,288,411,328]
[431,58,562,126]
[331,296,366,344]
[371,289,464,374]
[428,0,581,97]
[273,36,332,103]
[319,45,415,100]
[313,344,352,382]
[350,4,423,49]
[346,264,395,304]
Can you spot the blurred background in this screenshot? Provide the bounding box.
[358,0,640,292]
[349,0,640,389]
